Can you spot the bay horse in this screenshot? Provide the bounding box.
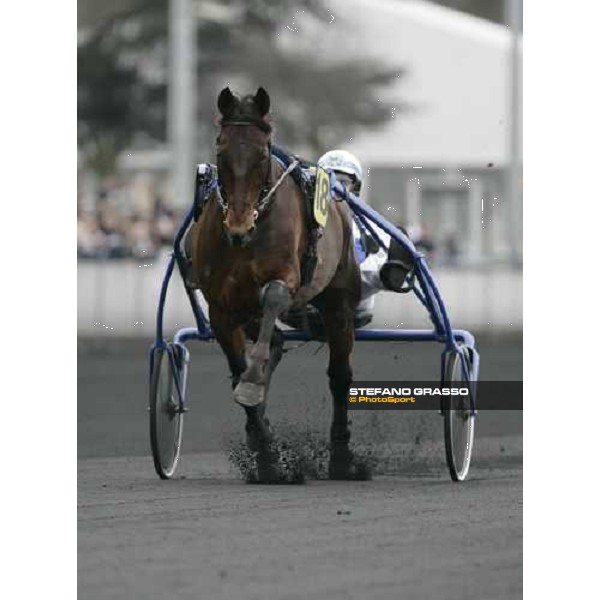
[189,87,362,480]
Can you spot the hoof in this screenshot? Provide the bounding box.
[255,450,282,484]
[329,461,372,481]
[245,418,273,452]
[228,439,283,484]
[234,381,265,407]
[249,445,305,484]
[329,446,372,481]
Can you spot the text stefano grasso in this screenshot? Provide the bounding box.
[349,387,469,396]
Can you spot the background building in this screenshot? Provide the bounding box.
[77,0,522,335]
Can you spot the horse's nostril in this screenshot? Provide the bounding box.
[228,232,250,247]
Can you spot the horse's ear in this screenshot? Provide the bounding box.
[218,87,237,118]
[254,87,270,117]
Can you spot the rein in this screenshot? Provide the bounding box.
[214,156,299,222]
[255,158,299,215]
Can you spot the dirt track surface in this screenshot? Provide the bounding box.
[78,336,522,599]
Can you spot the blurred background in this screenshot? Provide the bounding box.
[77,0,522,337]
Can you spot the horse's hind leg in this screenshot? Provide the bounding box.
[234,280,290,408]
[320,289,365,479]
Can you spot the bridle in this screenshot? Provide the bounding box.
[215,119,298,234]
[216,119,272,220]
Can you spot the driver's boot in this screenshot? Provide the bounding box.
[379,235,415,293]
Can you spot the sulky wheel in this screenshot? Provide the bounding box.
[149,345,186,479]
[443,348,476,482]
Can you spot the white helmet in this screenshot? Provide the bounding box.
[318,150,363,188]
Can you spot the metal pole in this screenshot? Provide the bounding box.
[168,0,196,209]
[505,0,522,267]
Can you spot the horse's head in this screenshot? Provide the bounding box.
[216,87,272,244]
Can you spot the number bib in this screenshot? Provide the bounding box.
[313,167,331,227]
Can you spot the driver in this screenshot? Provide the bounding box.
[317,149,415,325]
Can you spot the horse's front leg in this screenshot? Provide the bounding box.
[234,279,291,408]
[210,305,272,450]
[209,305,247,389]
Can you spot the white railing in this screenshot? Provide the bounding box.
[78,252,522,337]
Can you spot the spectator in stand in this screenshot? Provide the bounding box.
[97,203,130,258]
[127,216,158,259]
[78,212,104,259]
[76,190,182,259]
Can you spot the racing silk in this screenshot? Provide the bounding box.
[353,230,367,264]
[352,215,391,307]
